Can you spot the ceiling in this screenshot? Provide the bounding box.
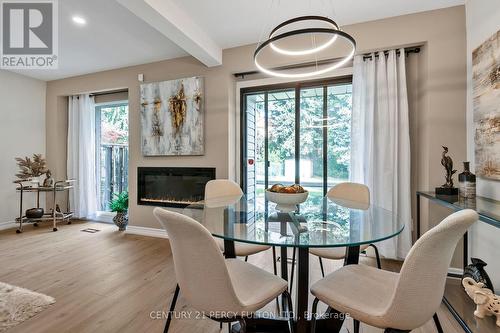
[10,0,187,81]
[11,0,464,81]
[174,0,465,49]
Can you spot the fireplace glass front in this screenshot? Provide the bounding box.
[137,167,216,208]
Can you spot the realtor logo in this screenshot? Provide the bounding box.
[1,0,58,69]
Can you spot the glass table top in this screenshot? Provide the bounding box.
[183,194,404,248]
[417,191,500,228]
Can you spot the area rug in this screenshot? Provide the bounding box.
[0,282,55,332]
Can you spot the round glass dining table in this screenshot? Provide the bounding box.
[183,194,404,333]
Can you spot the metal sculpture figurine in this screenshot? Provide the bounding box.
[436,146,459,196]
[441,146,457,188]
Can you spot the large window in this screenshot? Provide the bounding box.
[96,102,129,211]
[242,78,352,201]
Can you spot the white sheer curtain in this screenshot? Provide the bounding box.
[67,94,98,218]
[351,49,412,259]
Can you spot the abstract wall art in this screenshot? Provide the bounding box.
[473,30,500,180]
[140,77,204,156]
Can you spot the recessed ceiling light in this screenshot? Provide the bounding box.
[72,16,86,26]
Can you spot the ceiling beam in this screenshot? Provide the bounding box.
[117,0,222,67]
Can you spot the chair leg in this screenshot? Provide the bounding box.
[164,284,180,333]
[353,319,360,333]
[310,297,320,333]
[272,246,280,311]
[290,247,296,291]
[283,290,295,333]
[318,257,325,277]
[244,256,248,262]
[433,313,444,333]
[368,244,382,269]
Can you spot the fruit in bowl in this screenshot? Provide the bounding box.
[265,184,309,212]
[269,183,306,193]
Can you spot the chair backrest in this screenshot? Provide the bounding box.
[327,182,370,205]
[153,208,244,314]
[384,209,478,329]
[205,179,243,200]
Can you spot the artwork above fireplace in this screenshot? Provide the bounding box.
[140,77,204,156]
[137,167,215,208]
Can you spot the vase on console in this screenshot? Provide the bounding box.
[458,162,476,199]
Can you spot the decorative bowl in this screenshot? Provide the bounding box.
[26,208,44,219]
[265,189,309,212]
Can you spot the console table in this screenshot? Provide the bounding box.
[416,191,500,333]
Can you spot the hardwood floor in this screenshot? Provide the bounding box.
[0,221,463,333]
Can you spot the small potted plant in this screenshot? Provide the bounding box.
[110,191,128,231]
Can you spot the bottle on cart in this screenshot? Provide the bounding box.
[458,162,476,199]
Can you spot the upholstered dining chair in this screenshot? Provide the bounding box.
[154,208,294,333]
[205,179,277,266]
[310,209,478,333]
[309,182,381,276]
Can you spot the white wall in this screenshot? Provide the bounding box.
[0,70,46,224]
[465,0,500,291]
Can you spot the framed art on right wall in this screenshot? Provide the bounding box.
[473,29,500,180]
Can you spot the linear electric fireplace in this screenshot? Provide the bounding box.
[137,167,216,208]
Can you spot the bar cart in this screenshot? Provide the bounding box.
[15,179,76,233]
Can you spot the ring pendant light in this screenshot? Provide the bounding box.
[269,16,340,56]
[254,27,356,79]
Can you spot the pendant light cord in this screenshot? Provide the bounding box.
[256,0,277,51]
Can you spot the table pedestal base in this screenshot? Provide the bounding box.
[229,315,345,333]
[224,243,359,333]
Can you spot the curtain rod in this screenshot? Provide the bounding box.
[233,45,422,79]
[89,89,128,97]
[362,46,420,60]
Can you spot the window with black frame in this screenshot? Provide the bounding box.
[241,78,352,207]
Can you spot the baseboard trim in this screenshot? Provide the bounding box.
[0,221,17,231]
[448,267,464,276]
[125,226,168,239]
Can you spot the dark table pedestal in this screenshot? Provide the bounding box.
[227,241,360,333]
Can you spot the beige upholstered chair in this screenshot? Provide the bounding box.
[153,208,294,333]
[205,179,245,198]
[205,179,274,262]
[310,209,478,333]
[309,182,381,276]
